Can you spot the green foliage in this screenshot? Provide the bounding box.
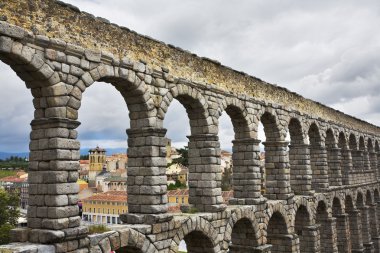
[168,146,188,167]
[80,155,89,160]
[167,180,187,190]
[0,188,20,244]
[0,170,18,179]
[188,207,198,214]
[221,165,232,191]
[0,156,28,170]
[88,224,110,234]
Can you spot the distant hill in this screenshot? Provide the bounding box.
[0,148,127,160]
[0,152,29,160]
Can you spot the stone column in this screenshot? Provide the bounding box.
[121,127,171,224]
[187,134,226,212]
[352,150,364,171]
[262,141,292,200]
[326,147,343,186]
[341,148,353,185]
[369,151,378,181]
[309,144,329,192]
[358,206,374,253]
[229,138,263,205]
[377,153,380,180]
[318,217,338,253]
[21,118,87,247]
[288,144,313,195]
[298,225,320,253]
[363,149,371,171]
[334,213,351,253]
[349,209,365,253]
[369,203,380,251]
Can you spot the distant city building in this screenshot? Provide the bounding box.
[102,176,127,192]
[166,164,188,185]
[81,191,127,225]
[106,153,128,172]
[0,174,29,209]
[88,146,106,187]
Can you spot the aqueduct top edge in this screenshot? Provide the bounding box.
[2,0,380,134]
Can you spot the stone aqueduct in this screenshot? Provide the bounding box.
[1,1,380,253]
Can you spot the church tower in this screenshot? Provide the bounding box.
[88,146,106,187]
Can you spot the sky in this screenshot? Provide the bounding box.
[1,0,380,153]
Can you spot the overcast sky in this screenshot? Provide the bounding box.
[1,0,380,153]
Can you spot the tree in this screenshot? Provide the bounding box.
[221,165,232,191]
[169,146,189,167]
[0,188,20,244]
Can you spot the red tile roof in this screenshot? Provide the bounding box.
[82,191,127,202]
[0,176,26,183]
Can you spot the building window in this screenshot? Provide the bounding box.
[176,197,178,203]
[182,197,185,203]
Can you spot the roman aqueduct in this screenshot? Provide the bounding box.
[1,1,380,252]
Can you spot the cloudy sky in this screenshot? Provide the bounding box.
[1,0,380,153]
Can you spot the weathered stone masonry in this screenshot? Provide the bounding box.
[1,1,380,252]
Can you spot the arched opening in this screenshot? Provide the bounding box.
[288,118,311,195]
[366,190,379,250]
[78,81,129,224]
[346,195,363,250]
[325,129,341,186]
[229,218,259,252]
[338,132,351,185]
[267,211,292,253]
[182,230,217,253]
[308,123,328,191]
[376,141,380,180]
[349,134,359,171]
[164,90,224,212]
[0,59,35,243]
[294,205,313,252]
[332,197,351,252]
[357,192,371,245]
[220,103,259,204]
[163,99,190,211]
[316,201,336,252]
[260,112,290,200]
[359,136,369,171]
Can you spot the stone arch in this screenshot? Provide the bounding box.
[0,37,61,90]
[294,203,314,253]
[308,122,329,191]
[161,84,224,211]
[374,188,380,202]
[90,229,158,253]
[366,189,373,205]
[338,131,351,185]
[332,196,351,252]
[288,118,312,195]
[265,211,294,253]
[260,109,291,199]
[265,203,291,233]
[71,64,154,122]
[223,207,261,251]
[325,128,342,186]
[316,200,337,252]
[356,190,365,207]
[170,216,220,253]
[219,98,260,203]
[259,110,282,142]
[163,83,211,135]
[350,133,361,171]
[220,97,253,139]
